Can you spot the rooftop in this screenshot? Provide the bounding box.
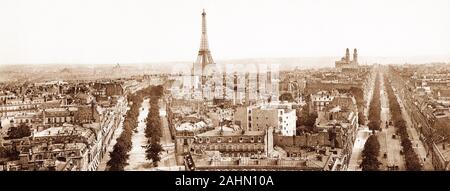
[33,125,95,140]
[197,127,265,137]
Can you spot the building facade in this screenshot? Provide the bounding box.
[234,102,297,136]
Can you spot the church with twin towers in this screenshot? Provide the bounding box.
[335,48,359,68]
[189,9,279,105]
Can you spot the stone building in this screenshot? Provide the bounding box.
[191,127,274,158]
[234,101,297,136]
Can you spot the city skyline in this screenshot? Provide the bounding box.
[1,0,450,174]
[0,0,450,65]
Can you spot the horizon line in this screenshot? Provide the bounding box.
[1,55,450,66]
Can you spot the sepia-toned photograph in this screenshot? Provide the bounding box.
[1,0,449,174]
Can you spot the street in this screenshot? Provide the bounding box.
[347,127,371,171]
[124,98,153,170]
[97,110,127,171]
[155,99,180,170]
[347,68,376,171]
[379,71,405,170]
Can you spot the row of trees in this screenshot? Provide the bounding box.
[384,76,422,171]
[106,86,158,171]
[368,74,381,130]
[144,86,164,167]
[360,135,381,171]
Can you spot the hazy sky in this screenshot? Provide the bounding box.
[0,0,449,65]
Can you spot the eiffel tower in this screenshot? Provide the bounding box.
[191,9,216,99]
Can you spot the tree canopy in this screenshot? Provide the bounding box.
[279,93,294,102]
[361,135,381,171]
[7,123,31,139]
[368,74,381,131]
[296,104,318,133]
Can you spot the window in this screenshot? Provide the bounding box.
[251,137,255,143]
[239,137,243,143]
[217,138,221,143]
[198,138,203,143]
[206,138,210,143]
[228,137,232,143]
[258,137,262,143]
